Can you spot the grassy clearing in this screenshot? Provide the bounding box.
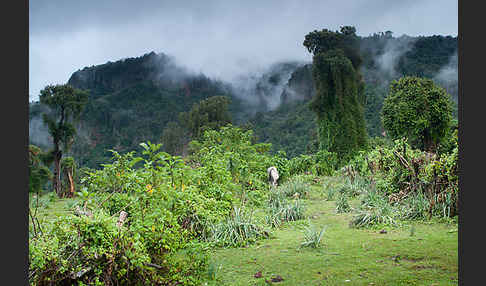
[207,177,458,286]
[29,193,81,223]
[29,176,457,285]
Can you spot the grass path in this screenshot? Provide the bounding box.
[208,178,458,286]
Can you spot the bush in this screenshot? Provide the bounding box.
[326,187,337,201]
[29,210,154,285]
[346,137,458,219]
[30,140,242,285]
[398,191,429,220]
[382,76,453,152]
[287,150,338,177]
[29,144,52,194]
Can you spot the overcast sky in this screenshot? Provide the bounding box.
[29,0,457,101]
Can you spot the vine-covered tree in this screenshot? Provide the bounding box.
[304,26,367,163]
[39,84,88,197]
[381,76,453,152]
[179,95,232,140]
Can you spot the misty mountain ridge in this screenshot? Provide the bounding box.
[29,33,458,167]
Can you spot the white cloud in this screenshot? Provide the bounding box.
[29,0,458,100]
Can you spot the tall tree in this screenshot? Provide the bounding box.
[304,26,367,163]
[39,84,88,197]
[381,76,453,152]
[179,95,232,140]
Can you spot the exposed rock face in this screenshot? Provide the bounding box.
[67,51,182,97]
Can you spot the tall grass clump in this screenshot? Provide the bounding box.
[266,199,305,228]
[398,191,429,220]
[278,177,309,199]
[350,186,398,228]
[265,188,306,228]
[326,187,337,201]
[300,223,326,248]
[335,193,351,213]
[345,175,369,197]
[350,201,398,228]
[208,207,269,247]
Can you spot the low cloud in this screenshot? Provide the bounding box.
[29,0,457,101]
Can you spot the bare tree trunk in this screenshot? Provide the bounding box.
[67,167,75,198]
[53,149,63,197]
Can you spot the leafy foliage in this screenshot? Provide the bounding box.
[29,145,53,194]
[303,26,362,69]
[382,76,453,152]
[39,84,89,197]
[189,125,275,206]
[305,26,368,164]
[346,136,458,220]
[180,95,232,140]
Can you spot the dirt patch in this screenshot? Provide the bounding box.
[402,256,425,263]
[410,264,435,270]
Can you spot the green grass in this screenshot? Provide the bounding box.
[207,177,458,286]
[30,176,458,286]
[29,193,81,223]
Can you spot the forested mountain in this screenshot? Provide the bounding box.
[28,33,457,168]
[252,33,457,153]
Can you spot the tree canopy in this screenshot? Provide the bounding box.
[303,26,362,70]
[179,95,232,140]
[381,76,453,152]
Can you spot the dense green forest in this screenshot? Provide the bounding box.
[29,33,457,169]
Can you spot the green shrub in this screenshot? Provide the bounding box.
[287,150,338,177]
[29,210,154,285]
[346,137,458,219]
